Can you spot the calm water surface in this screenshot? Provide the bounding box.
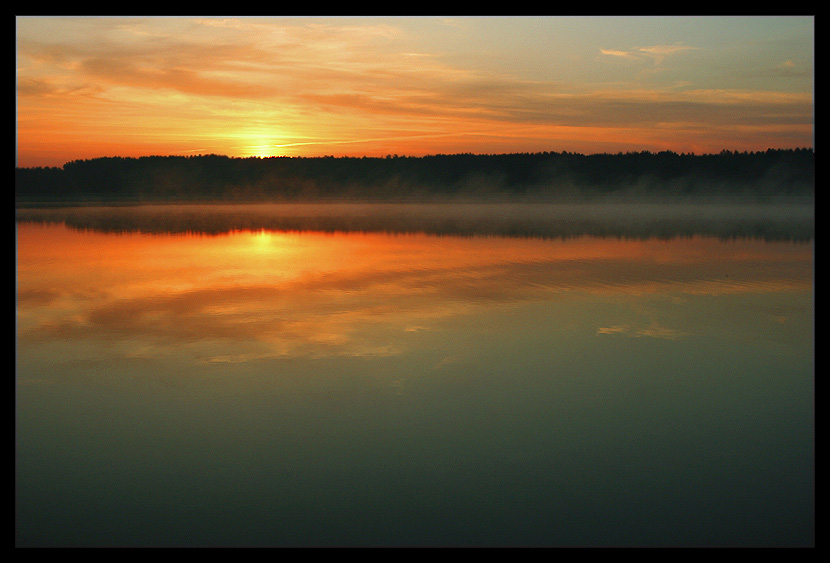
[16,203,814,546]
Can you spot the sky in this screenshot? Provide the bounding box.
[16,15,814,168]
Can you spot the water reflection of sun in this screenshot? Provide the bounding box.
[240,229,341,269]
[248,229,288,255]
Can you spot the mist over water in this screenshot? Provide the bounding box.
[15,199,815,241]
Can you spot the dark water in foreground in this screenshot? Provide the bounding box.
[16,203,814,547]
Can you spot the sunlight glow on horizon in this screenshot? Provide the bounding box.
[16,16,814,168]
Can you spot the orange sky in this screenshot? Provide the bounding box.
[16,16,814,168]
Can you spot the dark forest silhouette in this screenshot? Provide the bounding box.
[16,148,814,203]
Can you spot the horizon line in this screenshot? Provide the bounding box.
[15,146,816,170]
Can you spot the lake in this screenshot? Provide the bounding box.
[15,202,814,547]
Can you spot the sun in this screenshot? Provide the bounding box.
[239,135,280,158]
[232,128,295,159]
[244,144,278,159]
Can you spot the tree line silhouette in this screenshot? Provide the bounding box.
[15,148,814,203]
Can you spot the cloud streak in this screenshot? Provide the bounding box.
[600,43,698,63]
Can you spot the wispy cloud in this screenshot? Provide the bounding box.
[600,49,634,58]
[600,43,699,64]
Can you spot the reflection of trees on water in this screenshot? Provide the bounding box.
[15,202,814,242]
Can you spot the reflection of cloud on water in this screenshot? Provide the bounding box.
[636,322,689,340]
[597,321,689,340]
[17,283,441,361]
[597,325,629,335]
[16,219,812,365]
[19,252,806,361]
[199,343,403,364]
